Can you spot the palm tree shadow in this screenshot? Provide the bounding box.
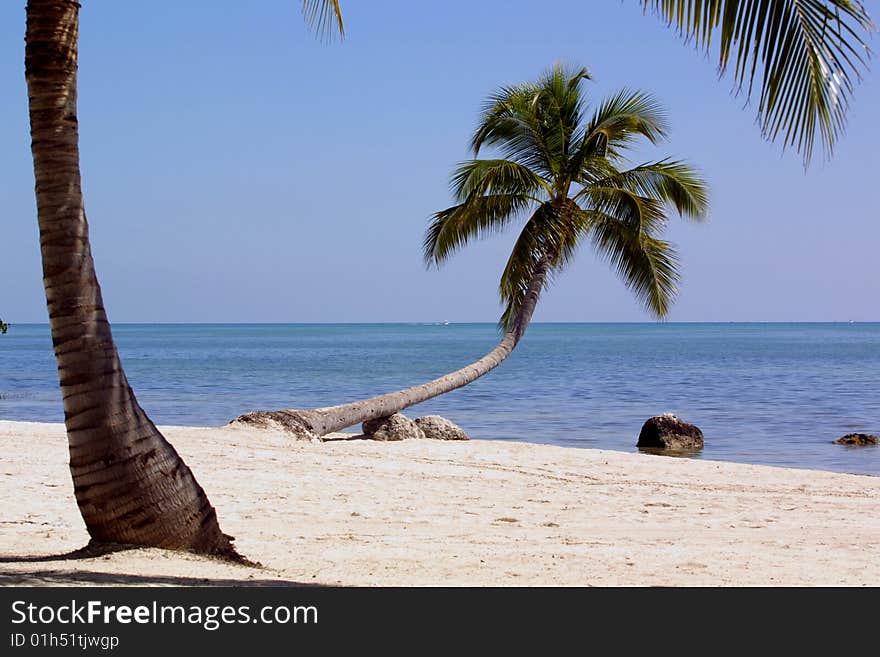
[0,542,327,586]
[0,571,326,586]
[0,541,133,563]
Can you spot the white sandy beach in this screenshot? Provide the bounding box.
[0,420,877,586]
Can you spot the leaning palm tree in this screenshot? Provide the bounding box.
[640,0,874,165]
[235,64,708,438]
[23,0,342,556]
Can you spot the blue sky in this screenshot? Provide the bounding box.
[1,0,878,323]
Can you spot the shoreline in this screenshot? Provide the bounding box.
[1,420,878,586]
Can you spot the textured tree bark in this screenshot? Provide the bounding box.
[26,0,236,557]
[235,256,552,437]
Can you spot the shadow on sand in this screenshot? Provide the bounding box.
[0,570,323,586]
[0,542,323,587]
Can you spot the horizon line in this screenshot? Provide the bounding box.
[3,320,879,326]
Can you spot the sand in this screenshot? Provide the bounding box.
[0,420,878,586]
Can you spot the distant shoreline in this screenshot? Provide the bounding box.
[3,321,880,326]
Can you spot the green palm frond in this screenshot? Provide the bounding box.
[471,83,546,153]
[424,194,532,266]
[450,159,552,202]
[302,0,345,39]
[470,66,592,177]
[580,160,710,220]
[498,203,585,331]
[498,208,555,332]
[577,184,668,235]
[536,65,591,169]
[585,89,669,150]
[587,212,681,318]
[568,89,669,178]
[641,0,875,164]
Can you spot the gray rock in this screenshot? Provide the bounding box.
[637,413,704,450]
[231,410,320,442]
[414,415,470,441]
[833,433,879,446]
[363,414,425,441]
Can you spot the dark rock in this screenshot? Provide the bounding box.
[414,415,470,441]
[362,414,425,441]
[833,433,879,446]
[637,414,704,450]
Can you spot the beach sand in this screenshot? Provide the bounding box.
[1,420,877,586]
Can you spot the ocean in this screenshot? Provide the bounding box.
[1,323,878,476]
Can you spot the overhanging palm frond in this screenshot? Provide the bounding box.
[424,194,531,267]
[587,212,681,318]
[641,0,875,164]
[302,0,345,39]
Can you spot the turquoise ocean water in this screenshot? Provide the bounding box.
[1,323,877,476]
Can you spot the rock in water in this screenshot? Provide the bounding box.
[637,414,704,450]
[363,414,425,441]
[833,433,879,446]
[414,415,470,441]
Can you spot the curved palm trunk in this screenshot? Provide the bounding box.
[26,0,235,557]
[236,256,551,437]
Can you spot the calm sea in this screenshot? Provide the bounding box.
[1,323,878,476]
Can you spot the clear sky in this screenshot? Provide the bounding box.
[1,1,878,323]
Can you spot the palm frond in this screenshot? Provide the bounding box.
[470,83,541,154]
[470,64,593,179]
[537,65,592,170]
[569,89,669,177]
[423,194,532,267]
[450,159,552,202]
[498,211,551,332]
[498,202,583,330]
[581,160,710,221]
[587,212,681,318]
[577,184,669,235]
[302,0,345,39]
[584,89,669,147]
[641,0,875,164]
[469,84,557,177]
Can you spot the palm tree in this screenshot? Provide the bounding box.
[23,0,342,556]
[235,65,708,438]
[640,0,874,165]
[20,0,873,549]
[0,318,8,334]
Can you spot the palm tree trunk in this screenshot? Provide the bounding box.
[236,255,551,437]
[26,0,236,557]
